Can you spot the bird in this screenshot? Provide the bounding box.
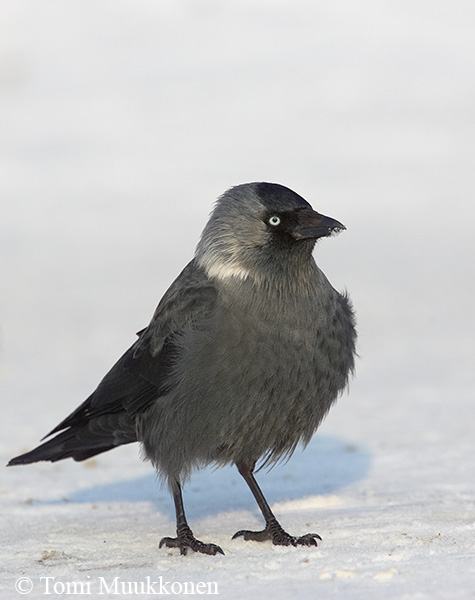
[8,182,357,556]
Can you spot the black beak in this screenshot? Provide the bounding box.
[292,209,346,240]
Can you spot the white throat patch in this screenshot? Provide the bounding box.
[205,260,251,282]
[197,255,252,282]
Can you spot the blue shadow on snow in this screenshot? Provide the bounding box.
[30,434,370,521]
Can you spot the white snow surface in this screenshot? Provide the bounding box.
[1,1,475,598]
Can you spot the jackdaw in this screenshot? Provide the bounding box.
[9,182,356,556]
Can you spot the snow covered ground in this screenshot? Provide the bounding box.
[1,1,474,598]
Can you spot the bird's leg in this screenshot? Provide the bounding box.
[159,479,224,556]
[232,461,321,547]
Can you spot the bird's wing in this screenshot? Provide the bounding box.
[45,259,218,438]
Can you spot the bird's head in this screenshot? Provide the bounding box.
[195,182,345,283]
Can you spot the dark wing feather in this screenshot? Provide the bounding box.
[8,260,218,465]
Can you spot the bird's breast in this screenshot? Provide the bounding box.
[176,286,352,427]
[147,280,356,472]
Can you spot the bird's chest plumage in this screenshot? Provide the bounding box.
[172,278,355,466]
[214,305,319,386]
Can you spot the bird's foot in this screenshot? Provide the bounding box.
[232,519,321,547]
[159,525,224,556]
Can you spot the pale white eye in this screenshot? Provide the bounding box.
[268,215,281,226]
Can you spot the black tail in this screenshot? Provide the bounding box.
[8,411,137,466]
[8,342,162,467]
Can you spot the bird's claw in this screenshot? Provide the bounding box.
[295,532,322,546]
[232,521,321,547]
[159,534,224,556]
